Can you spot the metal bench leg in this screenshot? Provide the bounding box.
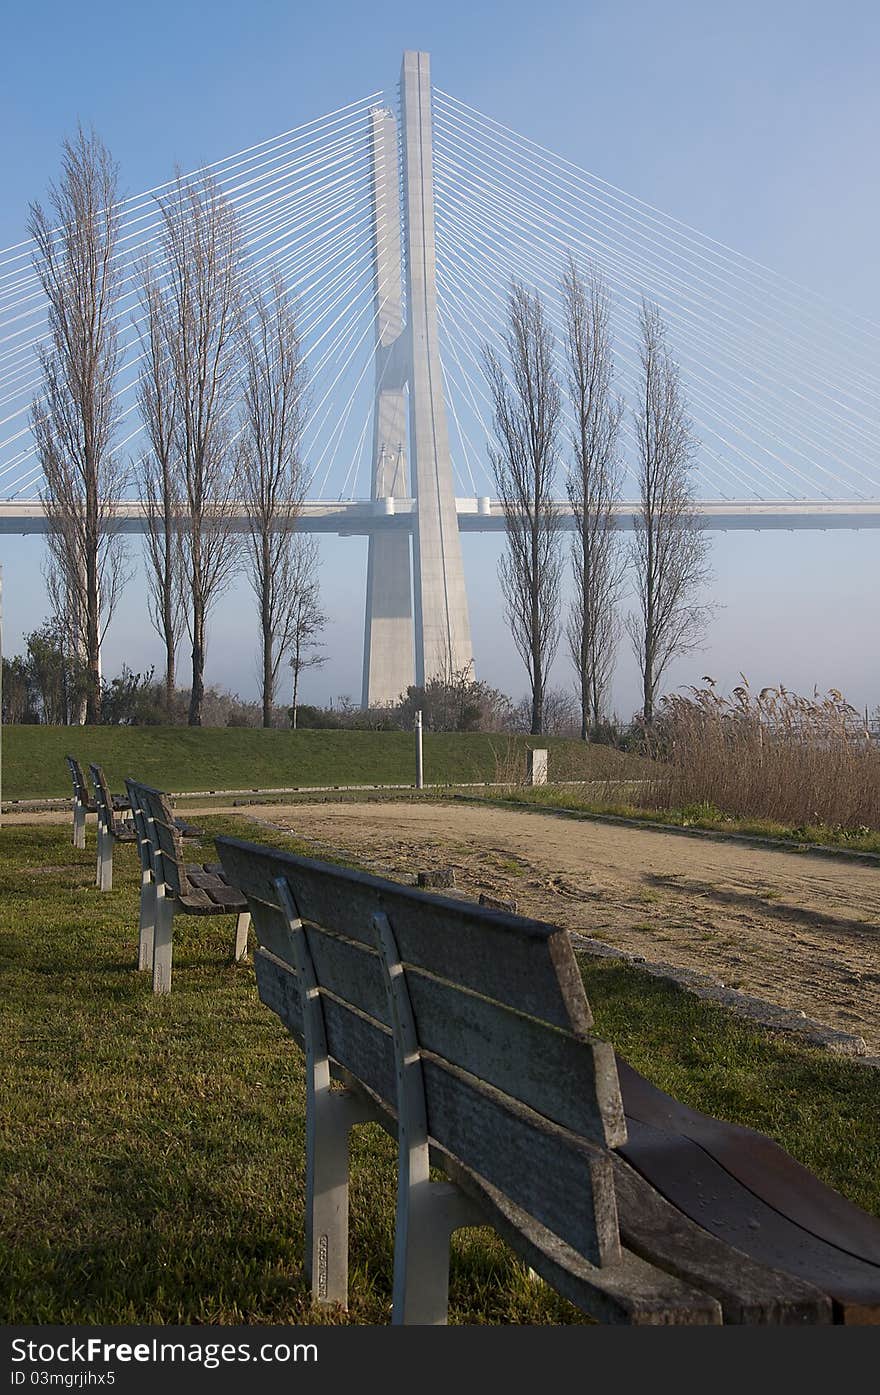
[152,890,175,995]
[97,829,113,892]
[73,799,86,849]
[138,871,156,971]
[232,911,251,962]
[373,911,483,1325]
[307,1085,376,1307]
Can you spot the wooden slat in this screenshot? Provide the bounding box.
[420,1053,620,1267]
[218,837,592,1033]
[254,948,304,1047]
[438,1155,723,1325]
[617,1057,880,1268]
[610,1155,831,1324]
[248,895,391,1025]
[406,967,625,1148]
[621,1117,880,1320]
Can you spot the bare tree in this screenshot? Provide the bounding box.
[561,254,625,739]
[239,274,309,726]
[135,258,183,713]
[29,128,128,724]
[484,281,563,735]
[287,535,327,728]
[154,172,245,726]
[626,300,713,724]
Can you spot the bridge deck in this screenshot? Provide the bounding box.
[1,498,879,535]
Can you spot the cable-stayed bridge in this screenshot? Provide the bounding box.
[1,50,878,705]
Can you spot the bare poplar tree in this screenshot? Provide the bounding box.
[287,536,327,728]
[484,281,562,735]
[154,172,244,726]
[239,274,309,726]
[135,258,183,713]
[626,299,713,724]
[561,254,625,739]
[29,128,128,724]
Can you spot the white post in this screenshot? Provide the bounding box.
[527,748,548,786]
[415,709,424,789]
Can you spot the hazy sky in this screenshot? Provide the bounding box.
[1,0,878,717]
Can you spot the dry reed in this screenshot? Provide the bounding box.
[641,677,880,832]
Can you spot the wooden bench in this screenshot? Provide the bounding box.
[128,780,250,995]
[66,755,129,850]
[90,763,137,892]
[215,834,880,1326]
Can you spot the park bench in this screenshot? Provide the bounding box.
[127,780,250,995]
[90,763,137,892]
[65,754,128,849]
[215,834,880,1326]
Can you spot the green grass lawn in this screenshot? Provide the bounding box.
[1,726,647,802]
[1,815,878,1324]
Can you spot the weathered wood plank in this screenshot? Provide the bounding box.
[217,837,592,1033]
[621,1117,880,1319]
[617,1057,880,1268]
[248,896,390,1025]
[438,1154,723,1325]
[420,1053,620,1267]
[250,892,623,1148]
[610,1155,832,1324]
[405,968,625,1148]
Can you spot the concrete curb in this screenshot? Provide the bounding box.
[570,931,876,1064]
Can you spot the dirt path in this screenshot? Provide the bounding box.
[235,799,880,1053]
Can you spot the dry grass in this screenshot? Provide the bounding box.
[641,678,880,833]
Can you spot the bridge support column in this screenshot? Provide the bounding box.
[362,108,414,709]
[400,50,473,686]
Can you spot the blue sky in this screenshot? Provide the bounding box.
[1,0,878,717]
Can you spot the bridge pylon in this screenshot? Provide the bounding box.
[361,51,474,707]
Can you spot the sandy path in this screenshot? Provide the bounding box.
[236,799,880,1053]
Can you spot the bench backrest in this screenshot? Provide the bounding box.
[216,835,627,1269]
[127,780,190,897]
[66,755,89,806]
[89,763,118,836]
[125,779,155,877]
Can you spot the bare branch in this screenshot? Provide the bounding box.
[561,254,625,737]
[627,299,714,723]
[151,171,246,725]
[29,126,129,722]
[484,280,563,735]
[238,272,310,725]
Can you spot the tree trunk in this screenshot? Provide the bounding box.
[189,598,204,726]
[163,499,175,712]
[261,534,273,728]
[85,486,102,724]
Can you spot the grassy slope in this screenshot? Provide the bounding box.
[1,726,647,802]
[1,817,877,1324]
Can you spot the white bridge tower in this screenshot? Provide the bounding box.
[361,51,473,707]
